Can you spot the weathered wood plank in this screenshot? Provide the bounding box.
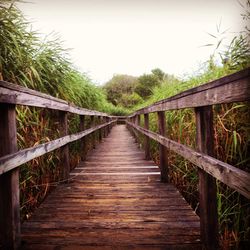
[127,122,250,199]
[79,115,86,161]
[157,111,168,182]
[195,106,218,249]
[0,104,21,249]
[0,80,108,116]
[21,125,200,249]
[130,68,250,115]
[144,113,150,160]
[58,111,70,181]
[0,121,115,175]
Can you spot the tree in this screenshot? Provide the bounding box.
[103,74,138,106]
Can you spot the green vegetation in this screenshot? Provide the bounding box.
[1,0,249,248]
[0,1,127,221]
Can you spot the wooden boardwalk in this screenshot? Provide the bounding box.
[21,125,201,249]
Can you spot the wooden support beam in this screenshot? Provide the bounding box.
[90,116,96,149]
[0,121,116,175]
[98,116,102,142]
[157,111,168,182]
[195,106,218,250]
[58,111,70,181]
[144,113,150,160]
[80,115,85,161]
[127,121,250,199]
[0,104,20,249]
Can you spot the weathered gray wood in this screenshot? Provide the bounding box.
[80,115,86,161]
[98,116,102,142]
[195,106,218,249]
[0,104,20,249]
[129,68,250,115]
[90,116,96,149]
[0,121,116,176]
[157,111,168,182]
[144,113,150,160]
[0,80,108,117]
[58,111,70,181]
[126,121,250,199]
[105,117,109,137]
[21,125,201,249]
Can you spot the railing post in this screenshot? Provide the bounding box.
[98,116,102,142]
[80,115,85,161]
[133,115,139,144]
[157,111,168,182]
[0,104,21,249]
[90,116,96,149]
[144,113,150,160]
[105,117,109,137]
[195,106,218,250]
[58,111,70,181]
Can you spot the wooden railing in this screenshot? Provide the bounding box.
[126,68,250,249]
[0,81,117,249]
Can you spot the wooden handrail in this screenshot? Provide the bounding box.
[0,81,117,249]
[0,120,116,176]
[128,68,250,116]
[0,80,108,116]
[126,67,250,249]
[127,121,250,199]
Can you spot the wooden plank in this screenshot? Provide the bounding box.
[0,121,116,175]
[130,68,250,115]
[195,106,218,249]
[58,111,70,181]
[0,80,108,117]
[21,125,200,249]
[157,111,168,182]
[144,113,150,160]
[0,104,21,249]
[127,122,250,198]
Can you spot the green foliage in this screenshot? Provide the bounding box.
[103,74,138,106]
[120,92,143,108]
[135,71,161,98]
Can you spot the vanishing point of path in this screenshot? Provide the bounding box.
[21,125,201,249]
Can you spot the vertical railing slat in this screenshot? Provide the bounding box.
[80,115,85,161]
[144,113,150,160]
[157,111,168,182]
[0,104,21,249]
[58,111,70,181]
[195,106,218,249]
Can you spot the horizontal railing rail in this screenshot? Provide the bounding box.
[126,67,250,249]
[0,120,115,176]
[129,67,250,115]
[0,80,108,116]
[0,81,117,249]
[127,121,250,199]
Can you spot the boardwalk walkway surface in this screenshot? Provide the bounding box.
[21,125,201,249]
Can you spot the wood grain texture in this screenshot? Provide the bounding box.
[127,122,250,199]
[0,80,108,117]
[157,111,168,182]
[58,111,70,181]
[129,67,250,115]
[144,113,150,160]
[0,121,116,175]
[195,106,218,249]
[0,104,21,249]
[21,125,200,249]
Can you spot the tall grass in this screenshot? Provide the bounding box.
[133,61,250,248]
[0,2,128,220]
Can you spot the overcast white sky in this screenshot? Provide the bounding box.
[18,0,247,84]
